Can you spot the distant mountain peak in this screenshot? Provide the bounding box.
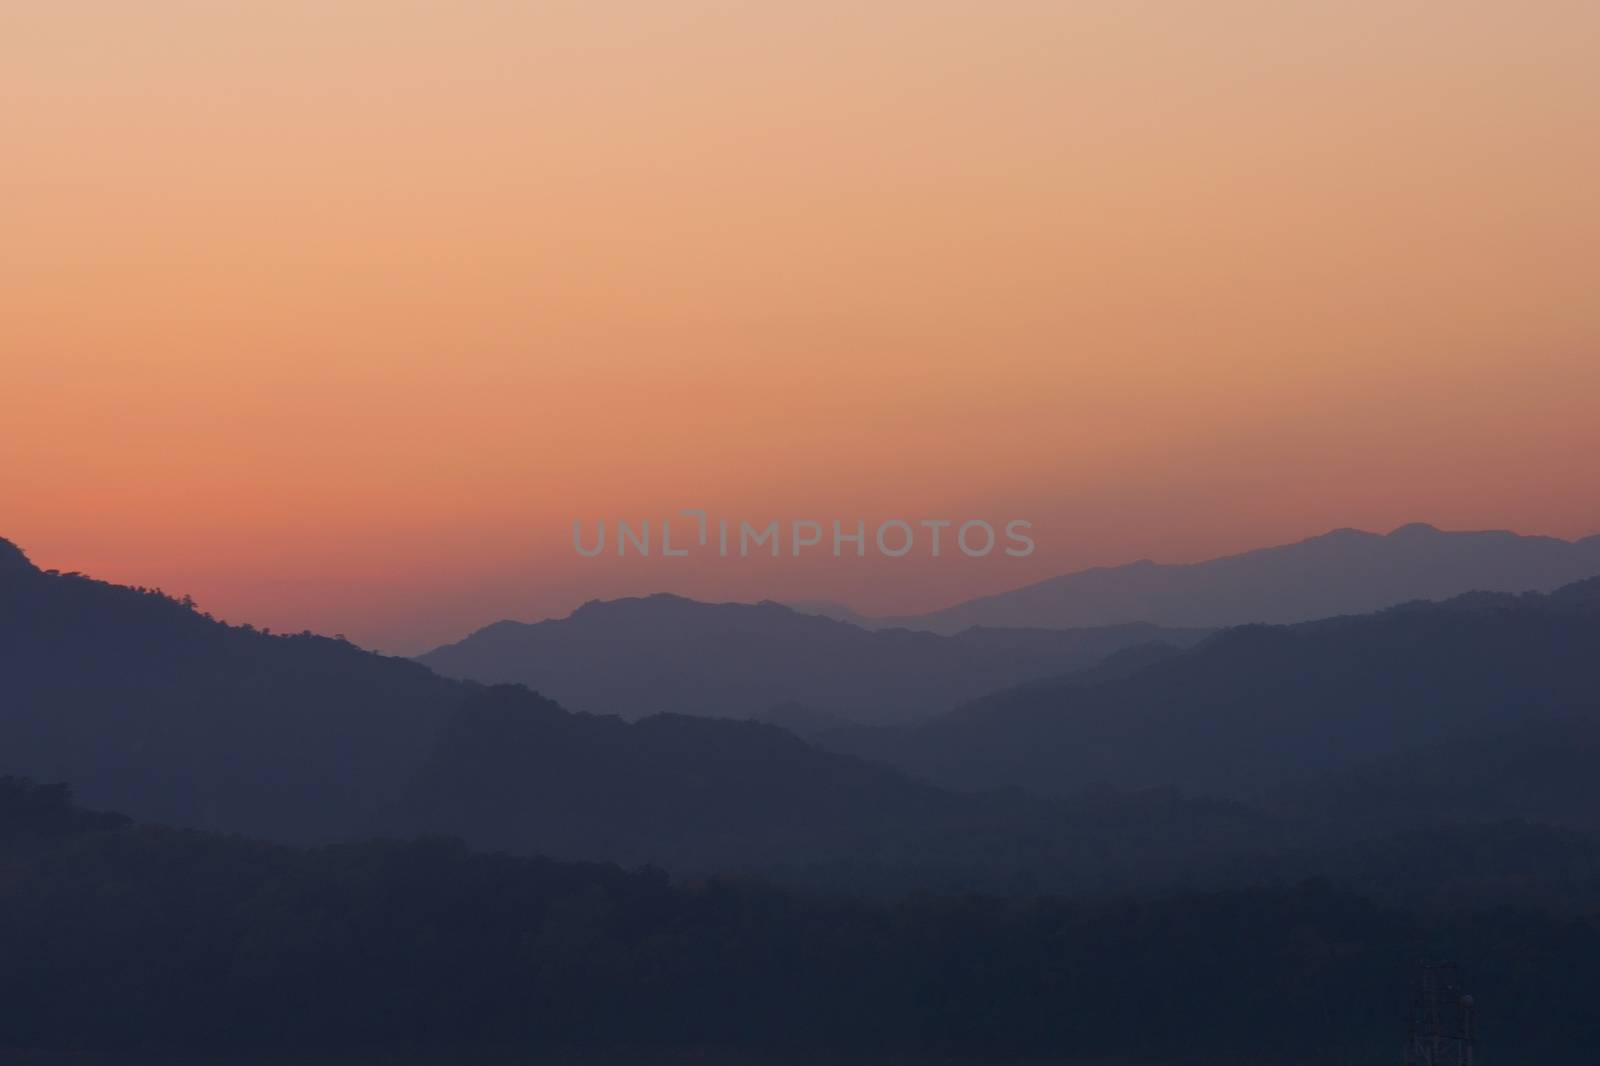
[565,593,695,622]
[1318,526,1372,538]
[566,593,796,622]
[861,522,1600,633]
[570,592,693,614]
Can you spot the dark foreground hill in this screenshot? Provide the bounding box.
[854,522,1600,632]
[417,593,1206,724]
[0,538,460,840]
[4,778,1598,1064]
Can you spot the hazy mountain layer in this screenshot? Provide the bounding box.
[9,533,1600,907]
[418,593,1207,724]
[0,535,1253,890]
[835,523,1600,632]
[825,577,1600,806]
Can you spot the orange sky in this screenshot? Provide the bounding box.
[4,2,1599,652]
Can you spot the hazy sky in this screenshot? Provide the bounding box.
[5,2,1599,652]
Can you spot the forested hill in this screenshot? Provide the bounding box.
[845,577,1600,801]
[0,539,461,840]
[3,777,1596,1065]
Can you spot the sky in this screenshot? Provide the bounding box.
[4,1,1599,653]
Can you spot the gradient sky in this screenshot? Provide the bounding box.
[5,2,1599,652]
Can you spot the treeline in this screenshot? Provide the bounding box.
[3,780,1597,1064]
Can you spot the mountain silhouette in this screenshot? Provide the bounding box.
[383,683,968,868]
[0,538,461,840]
[836,523,1600,632]
[830,577,1600,805]
[376,682,1277,887]
[417,593,1206,724]
[0,536,1252,890]
[10,533,1600,906]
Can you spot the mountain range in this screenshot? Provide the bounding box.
[417,593,1206,725]
[806,522,1600,632]
[819,578,1600,819]
[6,530,1600,905]
[0,535,1247,890]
